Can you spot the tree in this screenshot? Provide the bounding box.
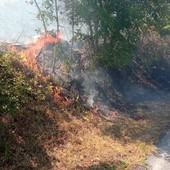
[51,42,67,73]
[33,0,48,33]
[62,0,170,67]
[27,0,61,33]
[62,0,78,56]
[28,0,170,67]
[54,0,60,33]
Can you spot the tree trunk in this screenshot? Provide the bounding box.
[33,0,47,33]
[71,1,75,58]
[54,0,60,33]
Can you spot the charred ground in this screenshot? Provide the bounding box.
[0,34,170,170]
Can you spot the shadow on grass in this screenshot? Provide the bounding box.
[0,58,66,169]
[0,102,66,170]
[80,161,127,170]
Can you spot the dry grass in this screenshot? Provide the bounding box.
[1,51,167,170]
[44,115,155,170]
[0,101,157,170]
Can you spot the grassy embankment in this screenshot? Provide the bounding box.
[0,50,160,170]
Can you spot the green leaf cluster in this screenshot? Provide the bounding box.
[63,0,170,67]
[29,0,170,67]
[0,50,53,160]
[0,52,36,116]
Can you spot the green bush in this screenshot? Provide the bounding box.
[0,52,37,160]
[0,53,33,115]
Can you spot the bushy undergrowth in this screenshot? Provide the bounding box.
[135,33,170,67]
[0,53,32,115]
[0,51,50,160]
[0,43,160,169]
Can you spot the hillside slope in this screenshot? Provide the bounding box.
[0,49,165,170]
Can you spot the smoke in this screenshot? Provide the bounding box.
[0,0,41,43]
[7,0,170,118]
[86,89,98,107]
[82,69,111,108]
[0,0,72,43]
[147,152,170,170]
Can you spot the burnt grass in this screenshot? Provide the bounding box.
[1,45,170,169]
[0,56,65,169]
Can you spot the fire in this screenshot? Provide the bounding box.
[19,32,63,71]
[52,85,72,107]
[8,31,72,107]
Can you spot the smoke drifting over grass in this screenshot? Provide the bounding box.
[86,89,98,107]
[82,71,101,107]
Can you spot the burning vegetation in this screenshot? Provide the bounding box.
[0,29,170,170]
[0,0,170,170]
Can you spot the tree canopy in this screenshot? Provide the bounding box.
[30,0,170,67]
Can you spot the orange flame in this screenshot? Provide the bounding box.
[19,32,70,105]
[20,32,63,71]
[52,85,72,106]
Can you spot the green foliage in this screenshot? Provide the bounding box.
[63,59,74,71]
[52,42,69,72]
[53,43,67,58]
[0,53,34,115]
[0,51,49,160]
[62,0,170,67]
[28,0,60,32]
[136,32,170,69]
[29,0,169,67]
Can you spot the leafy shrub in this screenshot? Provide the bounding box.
[0,51,39,160]
[0,53,34,115]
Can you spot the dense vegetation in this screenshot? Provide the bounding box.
[0,53,34,115]
[0,45,160,170]
[0,1,170,169]
[0,51,50,163]
[29,0,170,66]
